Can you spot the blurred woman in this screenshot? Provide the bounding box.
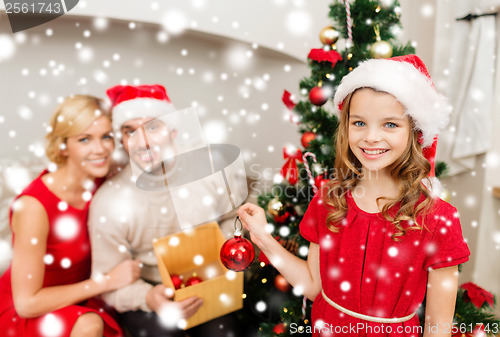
[0,95,141,337]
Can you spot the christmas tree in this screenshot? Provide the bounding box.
[241,1,499,336]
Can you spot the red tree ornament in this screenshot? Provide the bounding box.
[301,131,316,148]
[274,274,291,292]
[170,274,183,289]
[314,175,329,189]
[220,217,255,271]
[309,85,332,106]
[185,275,203,287]
[273,322,286,334]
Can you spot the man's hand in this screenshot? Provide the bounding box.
[146,284,203,320]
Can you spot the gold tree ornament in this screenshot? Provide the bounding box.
[439,188,451,202]
[319,26,340,46]
[370,25,393,59]
[267,198,284,216]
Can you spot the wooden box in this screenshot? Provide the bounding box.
[153,222,244,329]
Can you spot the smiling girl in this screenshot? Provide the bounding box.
[238,55,470,337]
[0,95,141,337]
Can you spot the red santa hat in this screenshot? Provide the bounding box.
[333,54,450,178]
[106,84,176,131]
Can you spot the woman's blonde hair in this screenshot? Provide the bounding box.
[45,95,110,165]
[324,87,434,240]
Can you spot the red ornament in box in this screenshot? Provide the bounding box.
[220,217,255,271]
[185,275,203,287]
[301,131,316,148]
[309,85,331,106]
[170,274,183,289]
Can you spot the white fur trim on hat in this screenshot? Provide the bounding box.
[112,97,177,130]
[333,59,450,148]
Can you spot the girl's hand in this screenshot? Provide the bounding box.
[237,203,272,248]
[105,259,142,292]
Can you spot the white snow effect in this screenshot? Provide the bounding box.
[279,226,290,237]
[44,254,54,265]
[464,195,477,207]
[224,45,253,70]
[285,10,311,36]
[203,120,227,143]
[314,319,325,329]
[225,270,237,280]
[219,293,232,306]
[192,0,206,9]
[0,34,16,61]
[320,235,333,249]
[298,245,309,257]
[54,216,80,240]
[202,195,213,206]
[31,238,38,245]
[253,77,267,91]
[60,258,71,269]
[57,201,68,211]
[161,9,189,35]
[329,266,340,279]
[38,313,65,337]
[158,304,183,328]
[255,301,267,312]
[93,17,109,31]
[93,69,108,84]
[273,174,284,184]
[118,245,127,253]
[485,152,500,168]
[388,247,398,257]
[193,254,204,265]
[470,88,485,102]
[425,242,437,255]
[493,232,500,245]
[169,236,180,246]
[29,141,45,158]
[5,167,31,194]
[292,285,304,296]
[340,281,351,292]
[17,106,33,120]
[77,46,94,63]
[265,223,275,234]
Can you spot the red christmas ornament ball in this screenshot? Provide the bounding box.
[170,274,183,289]
[301,131,316,148]
[309,86,330,106]
[272,322,286,334]
[314,175,328,189]
[274,274,291,292]
[220,234,255,271]
[185,275,203,287]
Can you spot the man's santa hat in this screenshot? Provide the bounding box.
[106,84,177,132]
[333,54,450,180]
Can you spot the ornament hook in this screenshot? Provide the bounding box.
[234,216,243,236]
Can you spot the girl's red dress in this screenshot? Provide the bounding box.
[0,171,123,337]
[300,189,470,337]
